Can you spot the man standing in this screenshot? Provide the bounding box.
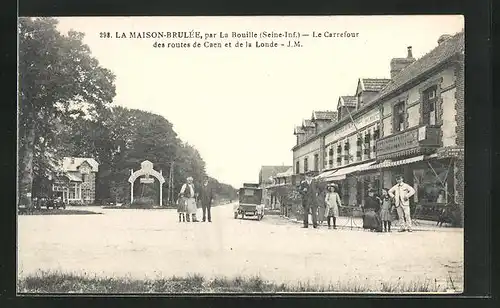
[199,176,214,222]
[388,175,416,232]
[298,172,319,228]
[180,176,198,222]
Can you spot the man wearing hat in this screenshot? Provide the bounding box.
[298,172,319,228]
[179,176,198,222]
[199,176,214,222]
[388,175,415,232]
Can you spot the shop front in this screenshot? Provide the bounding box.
[374,125,462,225]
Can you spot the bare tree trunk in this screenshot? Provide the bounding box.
[18,114,36,209]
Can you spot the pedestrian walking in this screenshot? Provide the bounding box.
[179,176,198,222]
[199,176,214,222]
[379,188,394,232]
[388,175,416,232]
[324,183,342,229]
[298,172,319,229]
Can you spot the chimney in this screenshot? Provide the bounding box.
[438,34,452,45]
[407,46,413,58]
[390,46,416,79]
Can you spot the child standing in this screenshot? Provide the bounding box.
[380,188,394,232]
[177,197,187,222]
[324,184,342,229]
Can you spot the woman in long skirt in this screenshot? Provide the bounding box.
[363,189,382,232]
[180,176,199,222]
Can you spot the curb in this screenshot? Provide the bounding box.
[278,214,462,232]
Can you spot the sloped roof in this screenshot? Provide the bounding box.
[360,78,391,92]
[275,167,294,178]
[294,126,306,134]
[260,166,292,183]
[65,172,83,182]
[302,119,315,128]
[339,96,357,107]
[377,31,464,99]
[62,157,99,172]
[312,110,338,121]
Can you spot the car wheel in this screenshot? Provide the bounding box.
[234,212,238,219]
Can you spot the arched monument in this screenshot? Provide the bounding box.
[128,160,165,206]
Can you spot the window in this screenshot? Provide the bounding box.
[314,154,319,171]
[328,148,334,166]
[393,101,406,132]
[304,158,308,172]
[413,165,452,204]
[422,86,438,125]
[295,161,300,174]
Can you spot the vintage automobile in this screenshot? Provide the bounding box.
[234,184,264,220]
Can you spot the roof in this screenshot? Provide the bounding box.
[62,157,99,172]
[260,166,292,183]
[302,119,315,128]
[293,31,464,152]
[275,167,294,178]
[312,110,337,121]
[65,172,82,182]
[377,31,464,99]
[360,78,391,92]
[339,96,357,107]
[294,126,306,134]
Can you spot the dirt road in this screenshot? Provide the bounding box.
[17,203,463,290]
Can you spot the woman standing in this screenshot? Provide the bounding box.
[317,185,326,226]
[363,189,382,232]
[179,176,198,222]
[379,188,394,232]
[324,184,342,229]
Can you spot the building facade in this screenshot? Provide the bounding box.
[52,157,99,204]
[291,32,464,225]
[258,165,292,208]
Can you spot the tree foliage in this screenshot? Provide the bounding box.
[18,17,116,207]
[19,17,236,206]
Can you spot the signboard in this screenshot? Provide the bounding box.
[437,147,464,160]
[376,129,419,158]
[140,177,154,184]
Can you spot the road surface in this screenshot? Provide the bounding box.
[18,203,463,291]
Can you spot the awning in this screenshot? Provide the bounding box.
[324,161,377,181]
[360,155,425,171]
[65,173,82,182]
[314,169,338,180]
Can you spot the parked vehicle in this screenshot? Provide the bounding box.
[234,184,264,220]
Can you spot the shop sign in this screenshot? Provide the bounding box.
[437,147,464,159]
[376,129,419,158]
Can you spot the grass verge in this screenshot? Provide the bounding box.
[18,270,459,293]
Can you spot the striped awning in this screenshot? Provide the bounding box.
[324,161,377,181]
[360,155,425,171]
[314,169,337,180]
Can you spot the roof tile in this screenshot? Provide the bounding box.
[361,78,391,92]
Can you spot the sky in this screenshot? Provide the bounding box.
[55,15,464,188]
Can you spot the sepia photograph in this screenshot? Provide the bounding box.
[17,15,465,294]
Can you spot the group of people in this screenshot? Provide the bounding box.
[177,176,214,223]
[299,174,416,232]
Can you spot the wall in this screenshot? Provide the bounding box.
[293,137,321,174]
[441,87,457,146]
[379,66,456,139]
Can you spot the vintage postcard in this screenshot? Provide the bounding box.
[17,15,465,294]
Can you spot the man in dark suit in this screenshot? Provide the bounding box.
[298,172,319,228]
[199,176,214,222]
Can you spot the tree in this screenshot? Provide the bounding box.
[18,17,116,207]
